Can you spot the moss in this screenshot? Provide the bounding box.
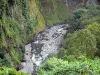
[0,31,7,48]
[0,0,47,68]
[10,47,20,66]
[31,0,46,33]
[36,0,70,26]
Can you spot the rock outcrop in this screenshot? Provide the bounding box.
[65,0,100,12]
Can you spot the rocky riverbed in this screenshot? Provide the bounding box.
[32,24,68,73]
[19,44,33,75]
[20,24,68,75]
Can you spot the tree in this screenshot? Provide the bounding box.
[62,29,97,58]
[38,57,100,75]
[69,4,100,32]
[86,22,100,56]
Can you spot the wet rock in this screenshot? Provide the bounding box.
[21,59,26,62]
[31,24,68,69]
[16,64,23,71]
[19,44,33,75]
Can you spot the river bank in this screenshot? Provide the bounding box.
[20,24,68,75]
[19,44,33,75]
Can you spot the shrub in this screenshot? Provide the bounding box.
[86,22,100,56]
[0,67,27,75]
[38,57,100,75]
[36,0,70,25]
[60,29,97,58]
[69,4,100,32]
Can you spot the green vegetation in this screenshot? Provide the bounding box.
[69,4,100,32]
[0,0,100,75]
[0,0,71,74]
[38,56,100,75]
[0,0,46,73]
[38,57,100,75]
[59,29,97,58]
[0,67,27,75]
[86,22,100,56]
[36,0,70,26]
[66,4,100,58]
[38,4,100,75]
[0,0,46,67]
[32,0,46,33]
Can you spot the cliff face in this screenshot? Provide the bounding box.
[65,0,87,12]
[0,0,45,68]
[36,0,70,26]
[65,0,100,12]
[87,0,100,5]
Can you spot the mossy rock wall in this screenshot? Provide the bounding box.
[0,0,45,68]
[36,0,70,26]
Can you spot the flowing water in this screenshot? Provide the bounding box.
[20,24,68,75]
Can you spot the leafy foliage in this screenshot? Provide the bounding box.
[59,29,97,58]
[86,22,100,56]
[0,67,27,75]
[38,57,100,75]
[69,4,100,32]
[0,0,45,67]
[37,3,100,75]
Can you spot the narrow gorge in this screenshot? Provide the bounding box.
[0,0,100,75]
[20,24,68,75]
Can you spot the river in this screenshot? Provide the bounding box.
[20,24,68,75]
